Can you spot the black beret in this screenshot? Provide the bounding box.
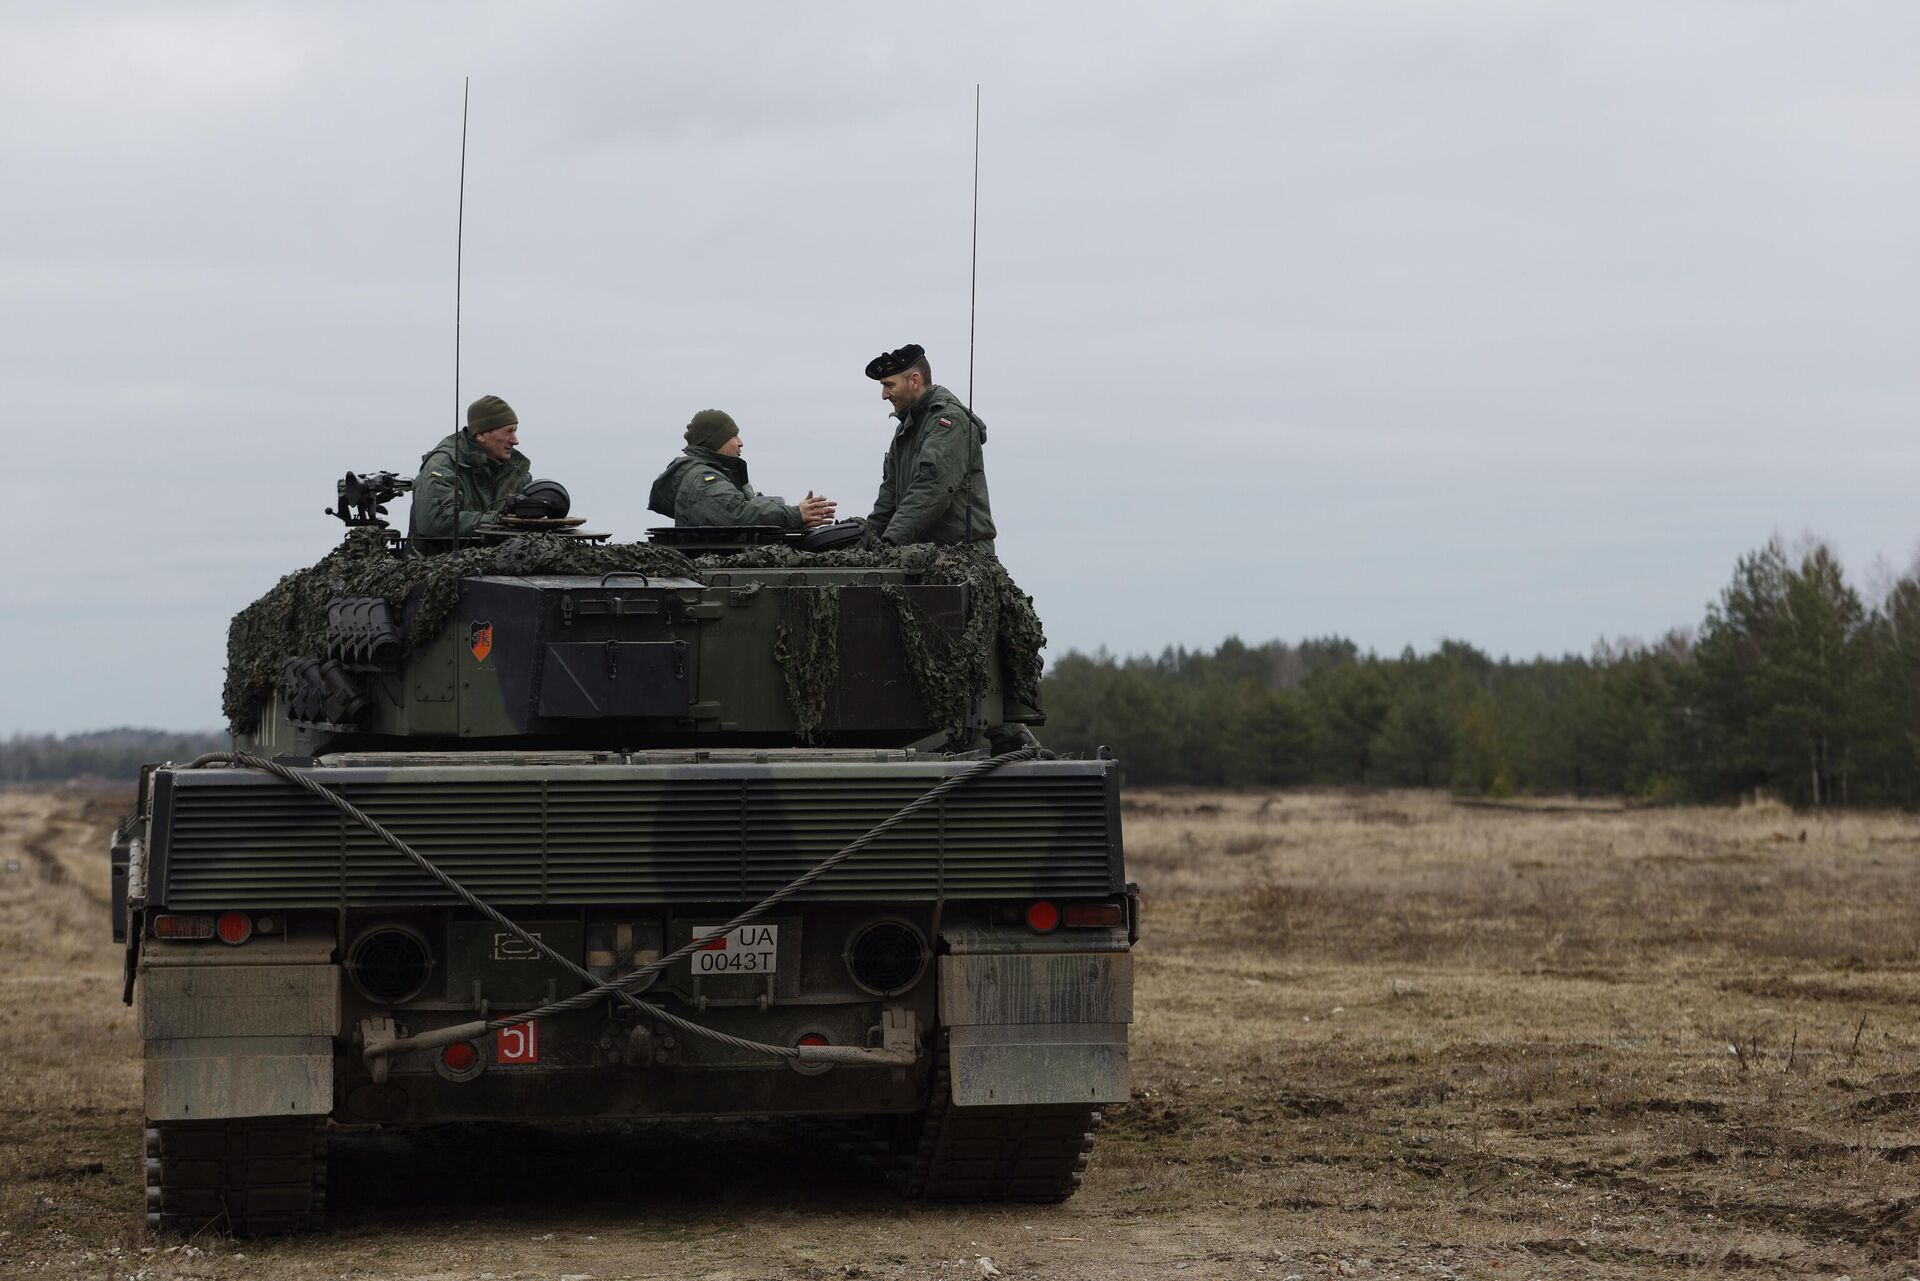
[864,343,926,380]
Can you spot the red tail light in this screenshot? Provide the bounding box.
[153,914,215,940]
[442,1042,478,1072]
[1063,903,1124,928]
[215,912,253,945]
[1025,900,1060,933]
[790,1029,833,1076]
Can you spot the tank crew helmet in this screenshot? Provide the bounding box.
[504,479,571,519]
[864,344,926,380]
[466,394,518,437]
[685,408,739,451]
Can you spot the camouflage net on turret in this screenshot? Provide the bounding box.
[222,531,1045,743]
[223,531,699,733]
[772,585,842,743]
[720,542,1046,744]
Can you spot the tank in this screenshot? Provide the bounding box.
[114,478,1136,1234]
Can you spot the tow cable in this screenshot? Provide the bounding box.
[180,746,1040,1073]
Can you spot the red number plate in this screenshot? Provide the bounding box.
[496,1021,539,1064]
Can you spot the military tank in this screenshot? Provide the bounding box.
[113,473,1136,1234]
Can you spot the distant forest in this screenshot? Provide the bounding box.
[1041,537,1920,806]
[9,536,1912,805]
[0,728,223,784]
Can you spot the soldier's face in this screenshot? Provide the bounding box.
[880,372,922,415]
[474,424,518,462]
[719,435,743,458]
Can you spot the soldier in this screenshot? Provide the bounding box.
[648,409,836,528]
[864,344,995,553]
[408,394,532,549]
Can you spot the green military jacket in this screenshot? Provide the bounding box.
[648,447,801,528]
[868,384,995,549]
[408,431,531,547]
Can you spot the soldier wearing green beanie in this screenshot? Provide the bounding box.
[648,409,836,529]
[407,394,532,550]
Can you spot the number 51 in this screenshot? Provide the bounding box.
[497,1022,539,1064]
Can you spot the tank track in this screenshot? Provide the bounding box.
[905,1034,1101,1202]
[145,1117,328,1236]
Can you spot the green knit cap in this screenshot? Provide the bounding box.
[467,394,518,436]
[685,408,739,451]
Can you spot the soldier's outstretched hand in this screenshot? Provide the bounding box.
[799,492,837,528]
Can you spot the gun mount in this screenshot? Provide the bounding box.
[326,470,414,529]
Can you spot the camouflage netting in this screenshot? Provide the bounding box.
[223,530,700,733]
[223,531,1046,742]
[724,541,1046,744]
[772,584,841,742]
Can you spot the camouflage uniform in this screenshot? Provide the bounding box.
[648,447,801,528]
[868,384,995,553]
[408,431,531,546]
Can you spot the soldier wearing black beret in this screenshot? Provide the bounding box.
[863,344,996,553]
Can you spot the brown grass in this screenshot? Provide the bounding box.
[8,785,1920,1277]
[1111,788,1920,1275]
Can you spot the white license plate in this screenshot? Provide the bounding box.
[690,924,779,975]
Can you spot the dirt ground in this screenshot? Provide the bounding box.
[7,784,1920,1280]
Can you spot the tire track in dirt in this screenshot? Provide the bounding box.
[15,810,112,913]
[1539,1154,1920,1261]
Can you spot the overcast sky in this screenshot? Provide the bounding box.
[4,2,1918,734]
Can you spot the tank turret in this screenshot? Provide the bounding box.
[229,474,1041,759]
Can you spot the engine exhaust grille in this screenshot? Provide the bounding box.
[151,760,1121,909]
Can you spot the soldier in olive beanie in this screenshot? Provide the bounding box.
[408,394,531,549]
[650,409,835,529]
[467,394,518,437]
[684,408,739,451]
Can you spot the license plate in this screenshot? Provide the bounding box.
[690,924,779,975]
[496,1021,539,1064]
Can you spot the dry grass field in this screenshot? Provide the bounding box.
[7,783,1920,1279]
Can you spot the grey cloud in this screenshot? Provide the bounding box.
[5,1,1919,730]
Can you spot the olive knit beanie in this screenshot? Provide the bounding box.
[467,394,518,436]
[685,409,739,451]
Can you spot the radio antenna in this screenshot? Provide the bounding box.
[452,76,469,551]
[967,83,980,409]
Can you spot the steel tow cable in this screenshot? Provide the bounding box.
[180,747,1040,1062]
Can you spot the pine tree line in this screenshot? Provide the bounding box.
[1040,537,1920,804]
[0,729,225,783]
[8,535,1908,803]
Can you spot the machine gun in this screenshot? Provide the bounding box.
[326,471,414,528]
